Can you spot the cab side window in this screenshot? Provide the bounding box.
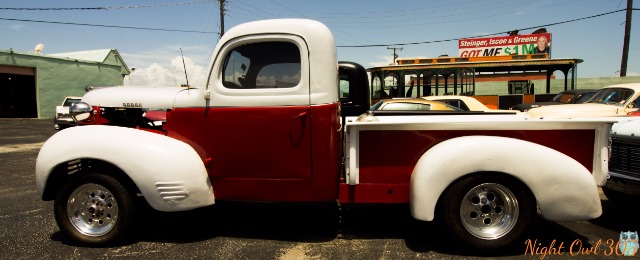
[222,42,301,89]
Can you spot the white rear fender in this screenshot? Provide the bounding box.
[35,125,215,212]
[410,136,601,222]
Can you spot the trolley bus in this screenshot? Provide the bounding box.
[366,54,582,109]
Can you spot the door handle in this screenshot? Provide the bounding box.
[289,111,308,147]
[292,111,308,120]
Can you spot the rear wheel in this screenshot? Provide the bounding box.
[54,173,135,245]
[441,173,535,250]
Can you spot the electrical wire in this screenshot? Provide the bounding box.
[0,17,217,34]
[337,9,631,48]
[0,6,635,44]
[0,1,216,11]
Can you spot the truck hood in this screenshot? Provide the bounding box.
[82,86,197,108]
[526,103,623,119]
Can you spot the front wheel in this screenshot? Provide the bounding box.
[441,173,535,250]
[54,173,136,246]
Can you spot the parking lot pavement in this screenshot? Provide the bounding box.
[1,118,638,259]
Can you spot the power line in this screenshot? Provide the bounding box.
[0,1,215,11]
[337,9,631,48]
[264,0,373,45]
[327,0,580,28]
[0,17,217,34]
[229,1,273,19]
[267,0,307,17]
[1,7,635,42]
[315,0,521,20]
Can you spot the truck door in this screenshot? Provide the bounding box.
[204,35,312,198]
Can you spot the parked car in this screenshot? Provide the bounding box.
[603,119,640,206]
[627,111,640,116]
[422,95,516,113]
[511,89,597,112]
[526,83,640,119]
[54,96,82,130]
[371,98,461,111]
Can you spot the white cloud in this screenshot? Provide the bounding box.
[127,56,208,87]
[170,55,208,86]
[367,55,432,68]
[122,44,212,69]
[368,55,395,67]
[10,24,26,31]
[122,45,212,87]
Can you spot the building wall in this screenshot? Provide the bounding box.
[0,51,124,118]
[474,76,640,95]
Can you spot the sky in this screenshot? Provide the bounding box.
[1,0,638,88]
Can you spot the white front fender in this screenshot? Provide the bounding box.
[410,136,601,222]
[36,125,215,212]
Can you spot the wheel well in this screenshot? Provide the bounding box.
[42,159,140,201]
[435,171,536,219]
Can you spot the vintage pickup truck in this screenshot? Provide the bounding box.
[36,19,616,250]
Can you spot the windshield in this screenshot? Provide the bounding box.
[370,100,383,110]
[586,88,634,106]
[573,92,596,104]
[63,98,82,107]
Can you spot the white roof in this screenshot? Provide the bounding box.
[48,49,130,74]
[49,49,114,63]
[602,82,640,91]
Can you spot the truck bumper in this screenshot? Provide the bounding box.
[605,171,640,196]
[54,117,77,130]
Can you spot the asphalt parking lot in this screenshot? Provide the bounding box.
[1,118,638,259]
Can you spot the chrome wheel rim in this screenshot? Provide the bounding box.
[67,183,118,236]
[460,183,518,240]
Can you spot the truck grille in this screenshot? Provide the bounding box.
[610,136,640,178]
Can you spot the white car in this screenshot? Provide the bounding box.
[422,95,516,113]
[527,83,640,119]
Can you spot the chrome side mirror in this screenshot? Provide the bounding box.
[70,102,92,122]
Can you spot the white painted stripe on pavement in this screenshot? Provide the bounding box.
[0,142,45,154]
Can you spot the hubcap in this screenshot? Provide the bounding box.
[460,183,518,240]
[67,183,118,236]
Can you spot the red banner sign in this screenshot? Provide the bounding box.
[458,33,551,57]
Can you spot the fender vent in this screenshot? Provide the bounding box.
[610,137,640,178]
[66,159,82,175]
[156,182,188,201]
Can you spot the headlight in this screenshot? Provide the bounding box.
[70,102,92,122]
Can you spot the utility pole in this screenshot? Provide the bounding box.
[620,0,633,77]
[219,0,226,38]
[387,47,403,64]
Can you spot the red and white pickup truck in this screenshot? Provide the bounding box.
[36,19,617,250]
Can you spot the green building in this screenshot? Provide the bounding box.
[0,48,130,118]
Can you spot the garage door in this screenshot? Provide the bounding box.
[0,66,37,118]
